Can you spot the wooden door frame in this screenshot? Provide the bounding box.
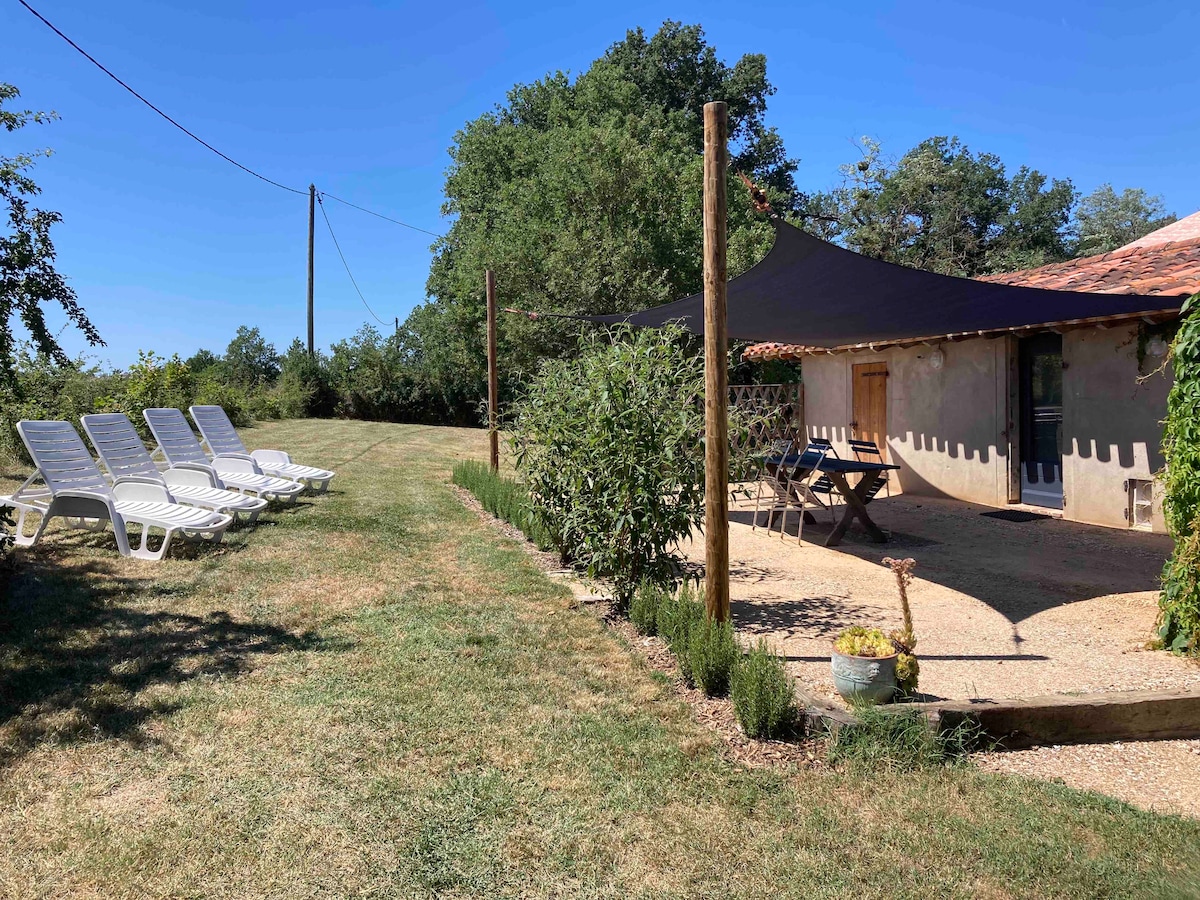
[1004,337,1022,503]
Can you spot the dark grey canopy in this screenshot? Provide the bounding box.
[583,218,1184,347]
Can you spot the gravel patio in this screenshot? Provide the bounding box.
[686,490,1200,706]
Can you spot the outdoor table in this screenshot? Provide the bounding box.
[767,455,900,547]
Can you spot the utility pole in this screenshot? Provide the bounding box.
[486,269,499,473]
[307,184,316,356]
[702,101,729,624]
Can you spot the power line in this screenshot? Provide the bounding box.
[316,193,390,327]
[17,0,308,196]
[19,0,447,240]
[320,191,444,238]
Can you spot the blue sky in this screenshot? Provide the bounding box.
[6,0,1199,368]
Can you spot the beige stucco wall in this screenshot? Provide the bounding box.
[1062,325,1170,530]
[800,325,1170,532]
[803,341,1010,507]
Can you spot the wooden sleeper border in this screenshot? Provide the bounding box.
[797,684,1200,749]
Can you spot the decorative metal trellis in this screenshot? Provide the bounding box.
[729,383,803,454]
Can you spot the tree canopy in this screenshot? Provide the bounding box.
[803,136,1077,277]
[804,138,1179,276]
[402,22,792,419]
[1074,183,1176,256]
[223,325,280,386]
[0,83,102,385]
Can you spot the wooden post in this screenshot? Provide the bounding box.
[307,184,316,356]
[703,101,729,623]
[486,269,499,473]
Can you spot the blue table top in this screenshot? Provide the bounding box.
[769,455,899,474]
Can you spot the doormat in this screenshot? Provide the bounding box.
[981,509,1052,523]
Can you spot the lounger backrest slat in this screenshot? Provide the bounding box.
[189,406,247,455]
[143,408,210,465]
[81,413,161,480]
[17,420,111,495]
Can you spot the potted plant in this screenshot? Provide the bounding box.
[830,557,921,704]
[831,626,898,704]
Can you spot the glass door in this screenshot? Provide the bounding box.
[1019,333,1063,509]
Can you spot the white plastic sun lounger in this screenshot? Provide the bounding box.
[142,408,305,504]
[0,420,233,560]
[190,405,335,493]
[81,413,268,526]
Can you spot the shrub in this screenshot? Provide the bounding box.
[687,615,738,697]
[825,706,979,772]
[630,581,665,635]
[1160,293,1200,656]
[730,641,796,739]
[96,351,195,439]
[451,459,552,551]
[0,349,116,462]
[656,582,706,681]
[193,376,252,427]
[511,324,753,607]
[0,507,14,568]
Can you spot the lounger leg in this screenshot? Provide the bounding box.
[9,504,50,548]
[109,514,134,558]
[64,516,107,532]
[127,523,172,561]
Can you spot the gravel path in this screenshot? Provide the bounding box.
[685,491,1200,706]
[679,489,1200,816]
[975,739,1200,818]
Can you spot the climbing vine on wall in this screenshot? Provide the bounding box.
[1159,293,1200,655]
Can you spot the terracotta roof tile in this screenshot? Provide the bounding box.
[978,235,1200,295]
[1123,211,1200,249]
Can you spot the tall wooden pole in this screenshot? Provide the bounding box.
[486,269,499,473]
[703,101,730,623]
[307,184,316,356]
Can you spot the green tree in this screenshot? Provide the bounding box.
[327,325,408,420]
[1073,183,1176,256]
[406,21,791,424]
[185,348,221,374]
[276,337,334,418]
[805,136,1075,276]
[222,325,280,387]
[0,83,102,385]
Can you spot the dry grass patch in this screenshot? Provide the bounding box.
[1,420,1198,899]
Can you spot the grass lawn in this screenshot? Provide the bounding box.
[1,419,1198,899]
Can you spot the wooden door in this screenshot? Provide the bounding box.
[851,363,888,461]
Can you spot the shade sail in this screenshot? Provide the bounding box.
[582,218,1187,347]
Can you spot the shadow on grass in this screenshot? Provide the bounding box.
[0,553,334,767]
